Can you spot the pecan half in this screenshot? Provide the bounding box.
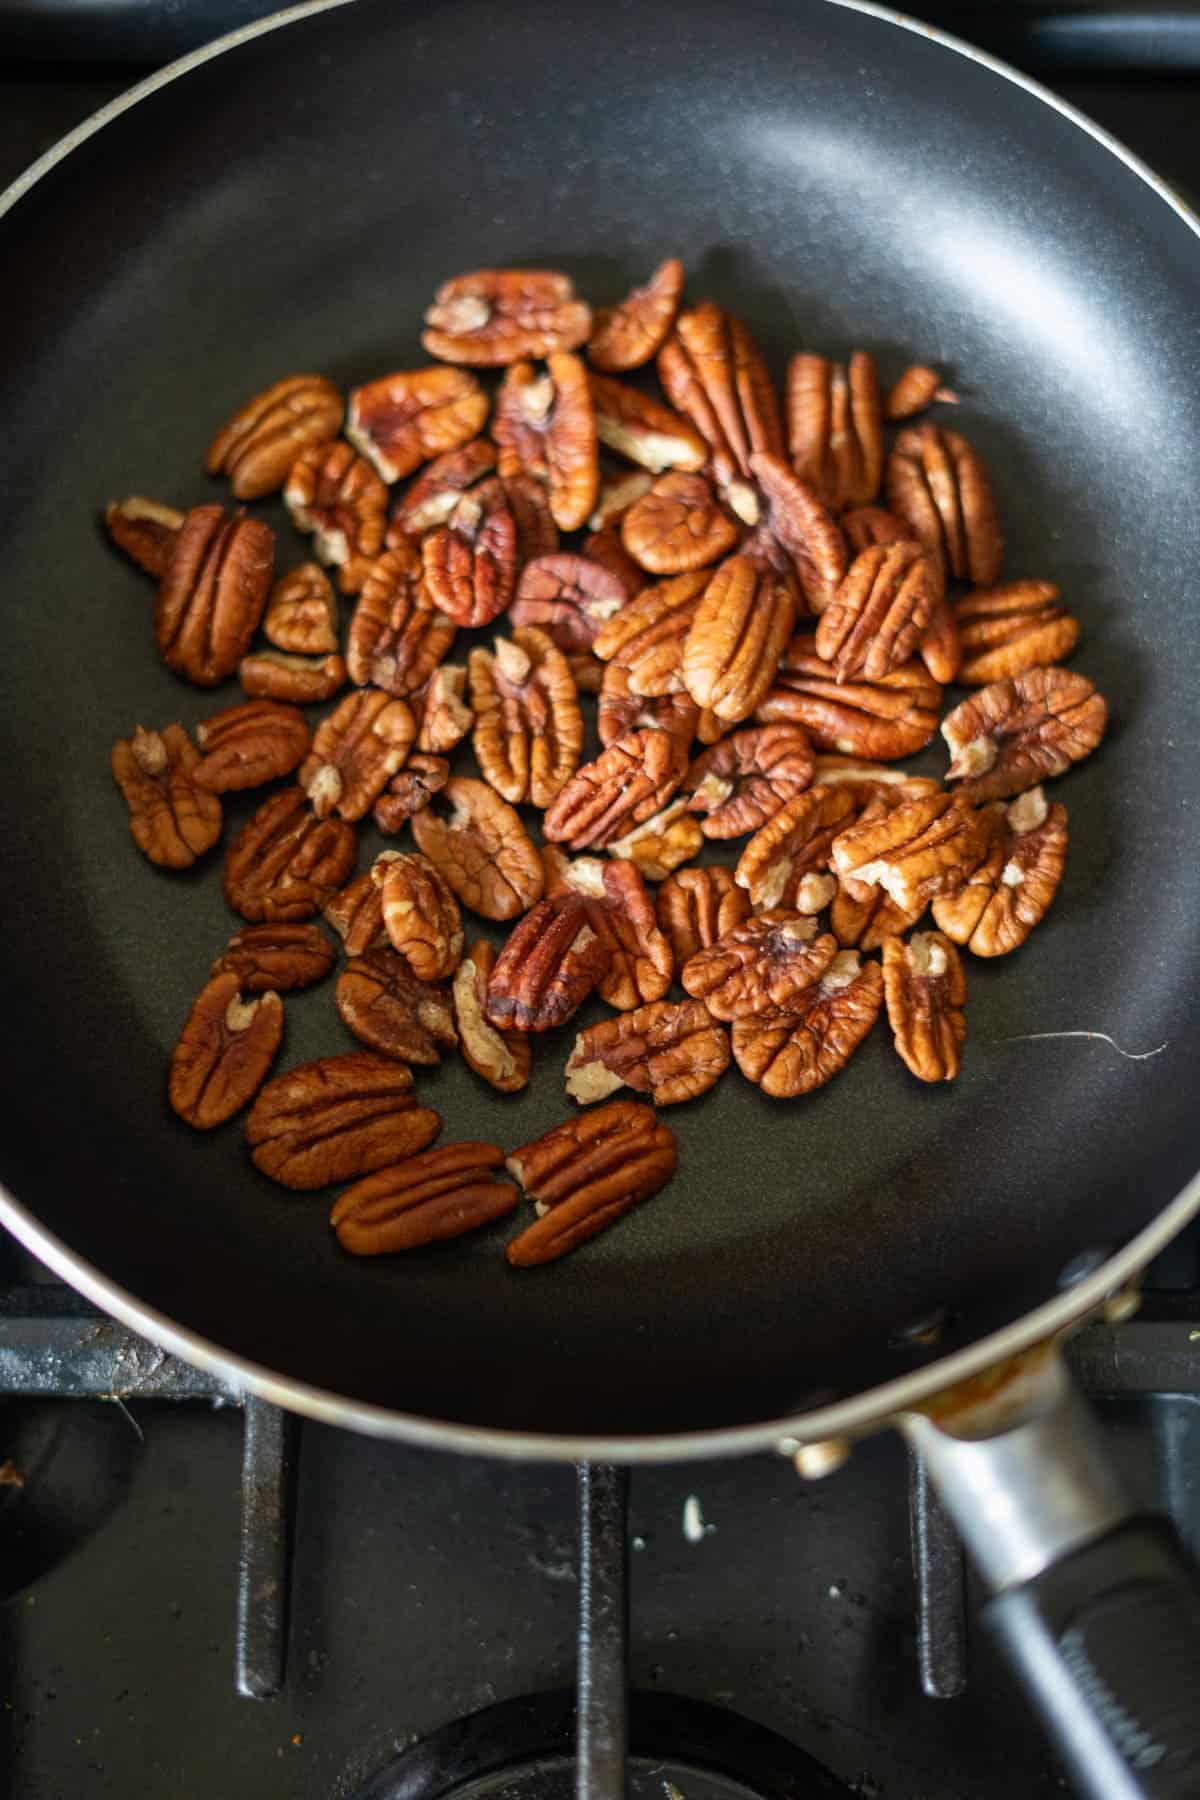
[239,650,347,705]
[156,505,274,686]
[348,549,457,694]
[331,1143,517,1255]
[104,495,183,578]
[680,555,796,723]
[815,542,938,682]
[544,849,673,1010]
[372,753,450,832]
[734,784,858,908]
[168,973,283,1130]
[588,259,684,372]
[345,367,488,483]
[568,652,606,694]
[284,441,387,595]
[593,570,709,697]
[469,626,583,808]
[111,723,222,869]
[811,754,943,804]
[588,470,654,531]
[655,865,751,968]
[389,438,497,538]
[604,798,705,881]
[731,951,884,1097]
[956,581,1081,685]
[412,664,473,754]
[885,365,958,422]
[886,424,1003,587]
[830,881,925,953]
[264,562,339,654]
[245,1052,439,1190]
[932,786,1068,956]
[509,553,627,655]
[619,472,740,575]
[411,777,543,920]
[882,932,967,1083]
[542,729,689,850]
[745,452,848,615]
[755,632,941,760]
[212,922,334,993]
[485,894,610,1032]
[658,302,784,505]
[422,269,591,366]
[582,524,645,598]
[681,912,837,1021]
[493,354,598,531]
[589,373,707,474]
[831,790,988,911]
[299,688,416,821]
[224,787,356,922]
[840,506,912,555]
[502,472,560,563]
[335,945,458,1063]
[421,479,517,628]
[919,593,962,685]
[452,941,531,1093]
[193,699,310,793]
[566,998,728,1107]
[374,850,463,982]
[206,374,343,499]
[597,665,700,750]
[683,723,814,839]
[942,666,1107,802]
[505,1101,677,1267]
[785,352,882,512]
[323,866,388,955]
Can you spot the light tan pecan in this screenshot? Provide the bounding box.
[942,666,1107,802]
[335,945,458,1063]
[744,452,848,615]
[581,524,646,598]
[345,367,487,483]
[566,998,729,1107]
[468,626,583,808]
[731,951,884,1097]
[509,552,628,655]
[840,505,913,554]
[886,424,1003,587]
[104,495,184,578]
[682,723,814,839]
[388,438,497,539]
[502,471,560,562]
[206,374,343,499]
[619,471,740,575]
[421,478,517,627]
[224,787,356,922]
[589,373,707,473]
[657,302,784,508]
[655,865,751,968]
[505,1101,677,1267]
[422,269,591,366]
[882,932,967,1083]
[193,699,310,793]
[681,912,837,1020]
[245,1052,439,1190]
[485,894,610,1032]
[493,353,598,531]
[299,688,416,821]
[156,505,274,686]
[681,555,797,723]
[212,922,335,993]
[542,728,689,850]
[372,753,450,832]
[785,351,883,512]
[593,569,708,696]
[239,650,348,705]
[168,972,283,1130]
[588,469,654,531]
[734,783,859,908]
[411,664,473,754]
[885,365,958,422]
[815,542,938,682]
[956,581,1081,685]
[373,850,463,982]
[111,723,222,869]
[755,631,941,760]
[331,1143,517,1254]
[284,441,387,594]
[597,665,701,751]
[411,776,544,920]
[932,786,1068,956]
[543,848,673,1010]
[322,866,388,955]
[263,562,339,654]
[452,941,531,1094]
[588,259,684,372]
[831,790,988,912]
[604,798,705,881]
[348,549,457,694]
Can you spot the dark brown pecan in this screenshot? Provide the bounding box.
[734,783,859,909]
[544,848,673,1011]
[593,570,708,696]
[452,941,531,1093]
[502,471,560,562]
[731,952,883,1097]
[323,866,387,955]
[372,754,450,832]
[682,723,814,839]
[581,524,645,597]
[348,548,457,694]
[374,850,463,982]
[411,665,473,754]
[155,505,274,686]
[104,495,184,578]
[299,688,416,821]
[755,631,941,760]
[224,787,356,923]
[829,881,925,953]
[389,438,497,538]
[422,269,591,366]
[815,542,938,682]
[885,365,958,422]
[882,932,967,1083]
[469,626,583,808]
[568,651,607,694]
[619,471,740,575]
[587,469,654,531]
[168,972,283,1130]
[680,555,796,723]
[345,366,488,483]
[212,922,334,993]
[932,786,1068,956]
[411,777,544,920]
[263,562,339,654]
[588,258,684,372]
[485,894,610,1032]
[493,353,599,531]
[886,424,1003,587]
[542,729,689,850]
[239,650,347,705]
[840,506,913,554]
[831,790,989,912]
[657,302,784,508]
[942,666,1107,802]
[193,699,310,793]
[335,946,458,1064]
[681,912,837,1021]
[566,997,728,1107]
[785,352,883,511]
[956,581,1081,685]
[111,723,222,870]
[421,478,517,627]
[605,799,705,881]
[505,1101,677,1267]
[245,1052,439,1190]
[745,452,848,615]
[206,374,343,499]
[509,552,628,655]
[589,373,707,473]
[284,441,387,594]
[919,593,962,685]
[598,664,700,750]
[331,1143,516,1255]
[655,865,751,968]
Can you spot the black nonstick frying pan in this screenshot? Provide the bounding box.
[2,0,1200,1789]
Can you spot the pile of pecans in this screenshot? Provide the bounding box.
[106,262,1107,1267]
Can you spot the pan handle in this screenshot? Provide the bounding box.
[903,1348,1200,1799]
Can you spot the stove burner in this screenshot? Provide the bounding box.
[0,1399,139,1599]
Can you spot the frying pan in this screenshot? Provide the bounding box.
[2,0,1200,1787]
